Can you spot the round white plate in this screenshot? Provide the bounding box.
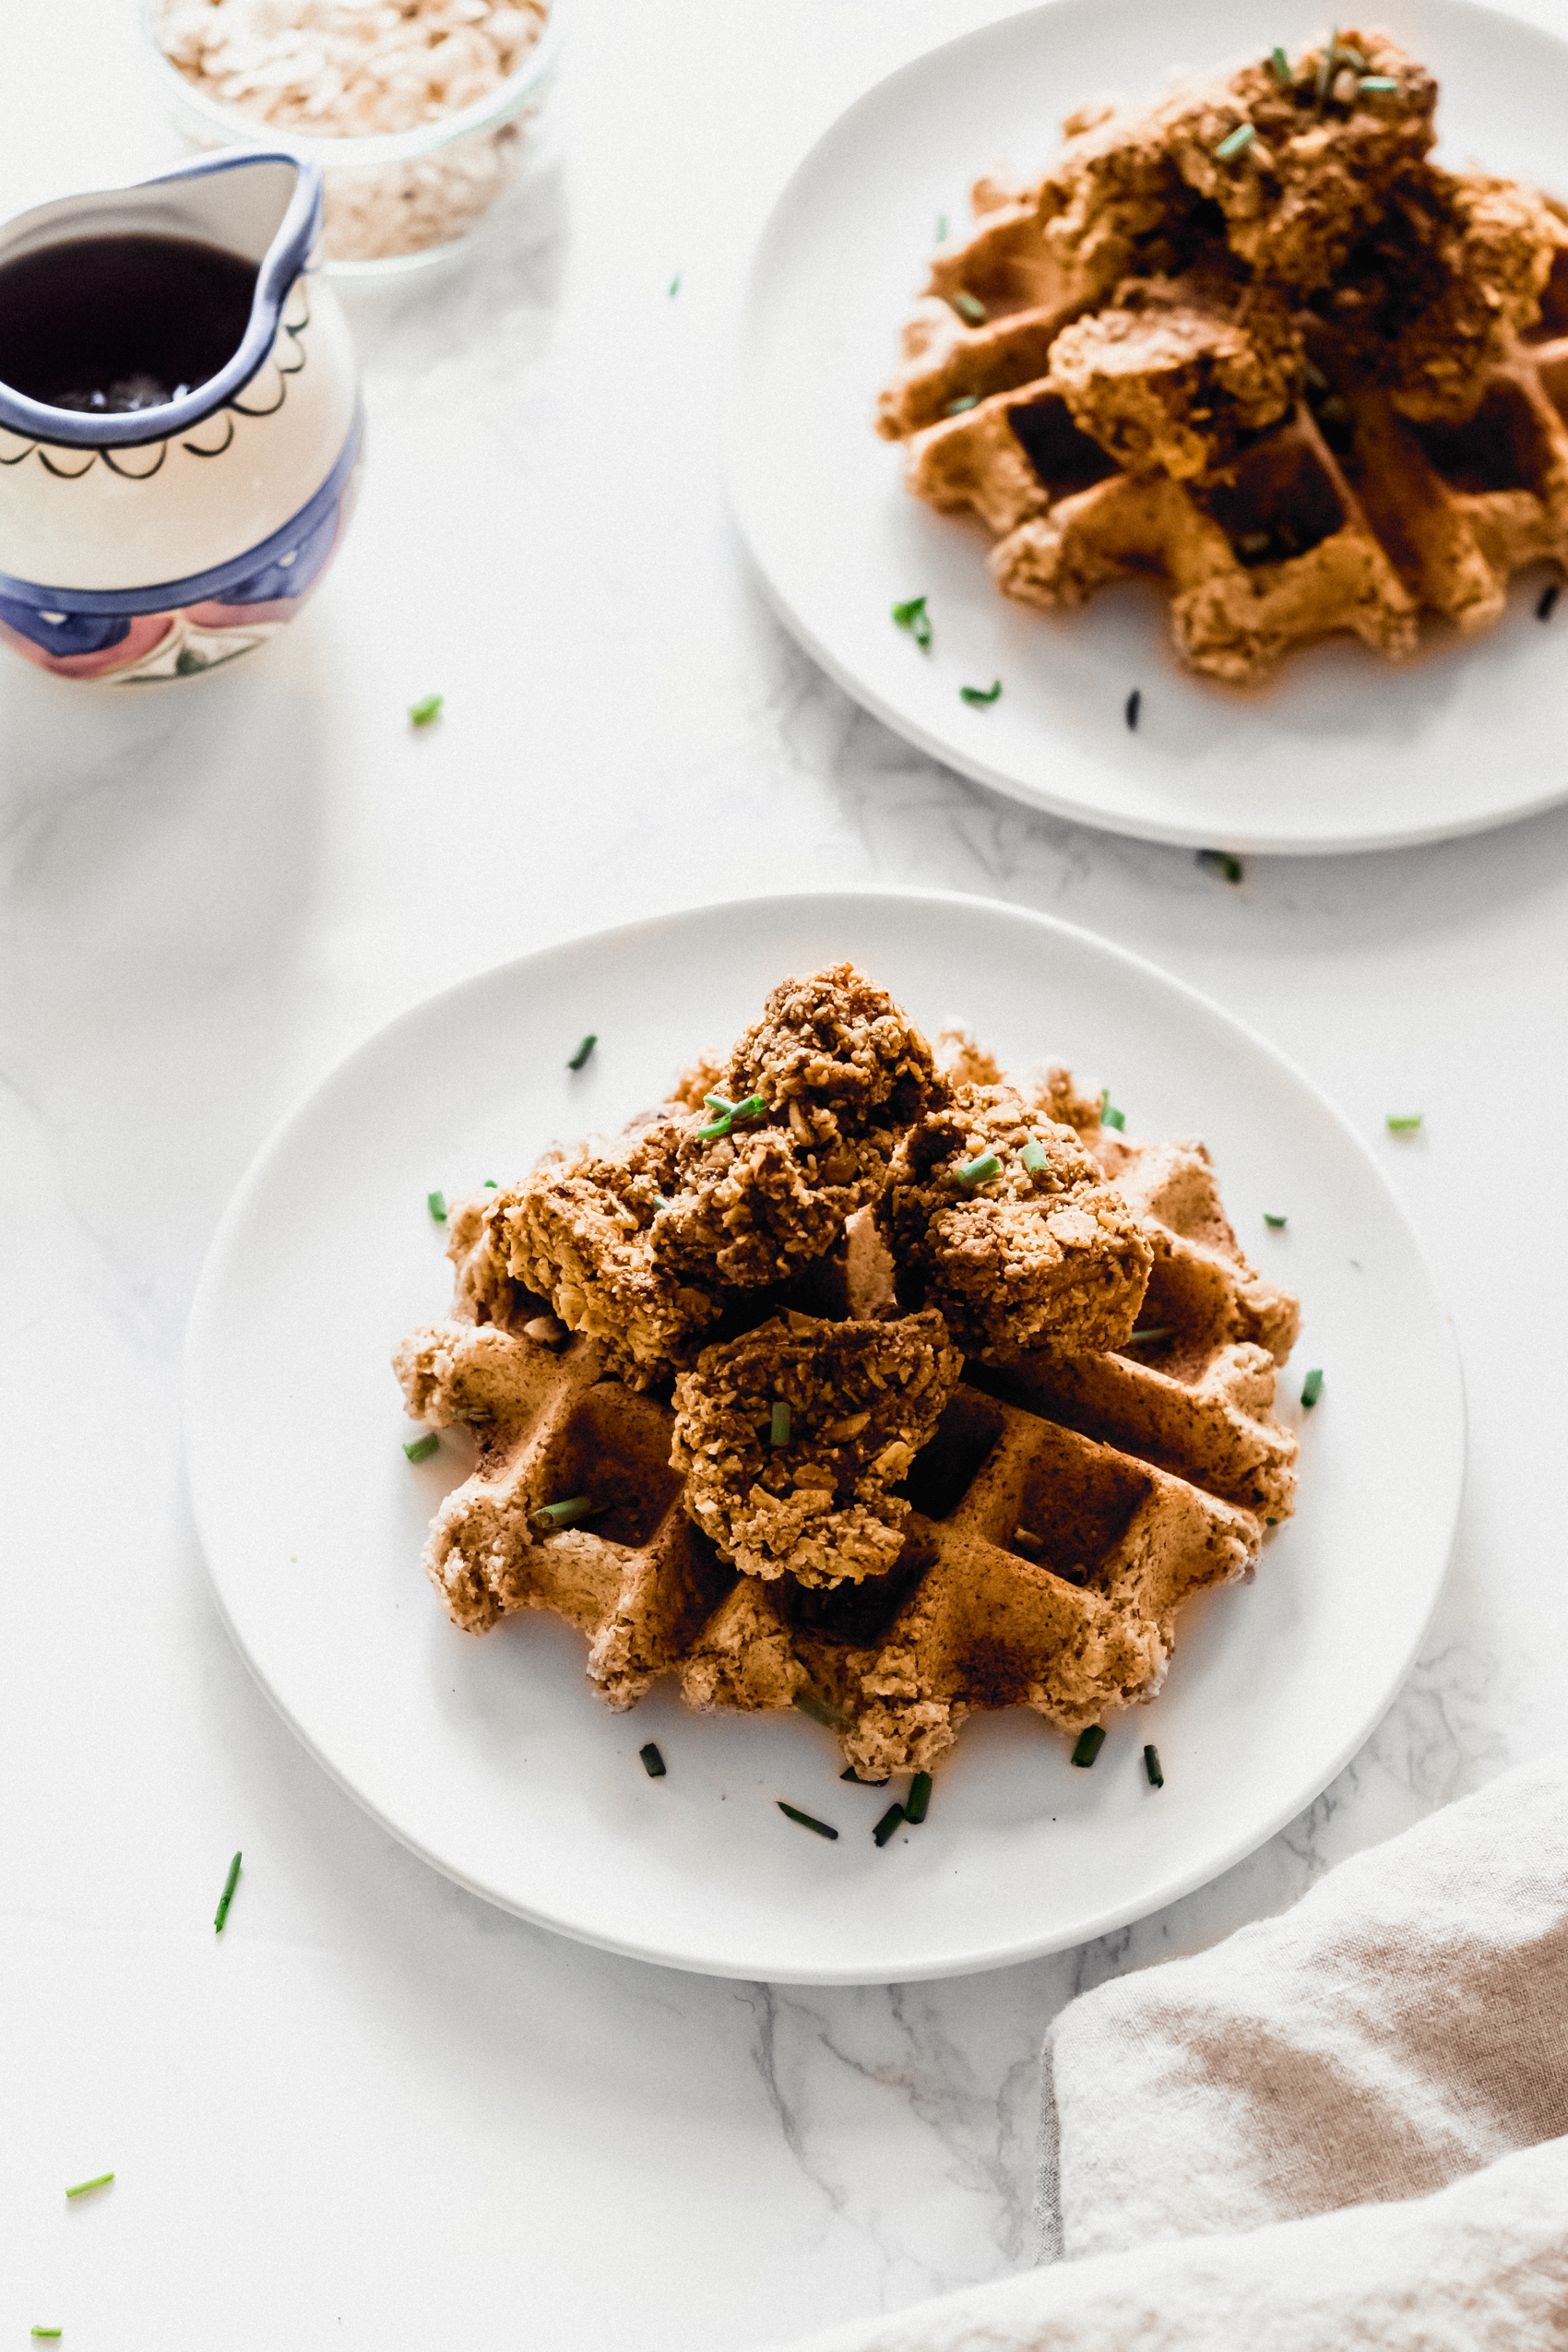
[184,892,1464,1982]
[725,0,1568,856]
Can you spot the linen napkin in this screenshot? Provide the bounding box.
[768,1751,1568,2351]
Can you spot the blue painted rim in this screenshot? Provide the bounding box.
[0,152,324,449]
[0,405,362,612]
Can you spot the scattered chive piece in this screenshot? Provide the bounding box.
[952,1150,1003,1184]
[483,1178,498,1188]
[1125,687,1141,731]
[729,1093,766,1124]
[427,1188,447,1222]
[1099,1090,1126,1133]
[32,2331,63,2339]
[1144,1743,1164,1788]
[531,1495,595,1531]
[640,1742,666,1778]
[1269,43,1291,80]
[1301,1367,1324,1409]
[403,1432,439,1463]
[771,1400,791,1446]
[65,2175,113,2201]
[1071,1725,1107,1768]
[946,393,980,415]
[959,679,1002,706]
[1197,847,1244,884]
[1264,1213,1288,1229]
[408,693,444,728]
[1020,1136,1047,1173]
[1385,1112,1424,1133]
[892,594,933,650]
[1127,1326,1174,1345]
[904,1769,933,1824]
[1215,122,1256,160]
[1538,583,1560,621]
[842,1766,890,1784]
[936,212,948,241]
[668,272,680,296]
[1358,73,1397,88]
[951,291,987,325]
[214,1849,242,1933]
[873,1802,907,1847]
[792,1687,847,1731]
[778,1801,838,1840]
[567,1033,597,1071]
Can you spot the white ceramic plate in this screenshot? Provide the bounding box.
[184,893,1464,1982]
[725,0,1568,856]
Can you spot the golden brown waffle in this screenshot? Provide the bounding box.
[394,1088,1298,1774]
[876,33,1568,683]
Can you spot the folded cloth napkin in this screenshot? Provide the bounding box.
[770,1751,1568,2352]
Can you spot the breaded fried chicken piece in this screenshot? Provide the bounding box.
[1039,32,1437,303]
[653,964,943,1289]
[1317,166,1567,421]
[879,1085,1152,1359]
[1048,276,1300,480]
[671,1309,961,1586]
[475,1119,724,1390]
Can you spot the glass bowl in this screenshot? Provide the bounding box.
[141,0,564,276]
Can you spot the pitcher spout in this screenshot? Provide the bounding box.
[0,153,323,448]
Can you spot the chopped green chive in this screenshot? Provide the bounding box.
[65,2174,113,2200]
[1125,687,1141,730]
[31,2331,63,2339]
[904,1769,932,1824]
[483,1178,498,1188]
[695,1090,766,1141]
[1020,1136,1047,1173]
[1386,1112,1423,1133]
[403,1432,439,1463]
[531,1495,595,1531]
[1197,848,1244,884]
[1264,1213,1288,1229]
[1358,74,1397,89]
[567,1033,597,1071]
[1127,1326,1174,1346]
[1215,122,1256,160]
[1099,1091,1126,1133]
[959,679,1002,706]
[214,1849,242,1933]
[935,213,948,241]
[1301,1367,1324,1408]
[408,693,443,728]
[792,1687,847,1730]
[892,595,933,650]
[952,1150,1003,1185]
[1144,1743,1164,1788]
[841,1766,890,1784]
[729,1093,766,1123]
[640,1742,666,1777]
[946,393,980,415]
[873,1802,906,1847]
[778,1801,838,1839]
[668,271,680,296]
[1071,1725,1106,1768]
[771,1400,791,1446]
[1269,43,1291,80]
[950,291,987,325]
[427,1188,447,1222]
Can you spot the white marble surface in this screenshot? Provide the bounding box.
[3,1,1567,2344]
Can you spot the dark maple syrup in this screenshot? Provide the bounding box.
[0,234,259,414]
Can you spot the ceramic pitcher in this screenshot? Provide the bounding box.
[0,152,361,683]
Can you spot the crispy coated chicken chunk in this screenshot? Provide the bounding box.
[879,1085,1152,1359]
[1049,278,1300,479]
[474,1120,723,1389]
[671,1309,961,1586]
[652,964,943,1289]
[1314,167,1567,420]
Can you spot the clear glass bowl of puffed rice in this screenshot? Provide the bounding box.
[143,0,563,274]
